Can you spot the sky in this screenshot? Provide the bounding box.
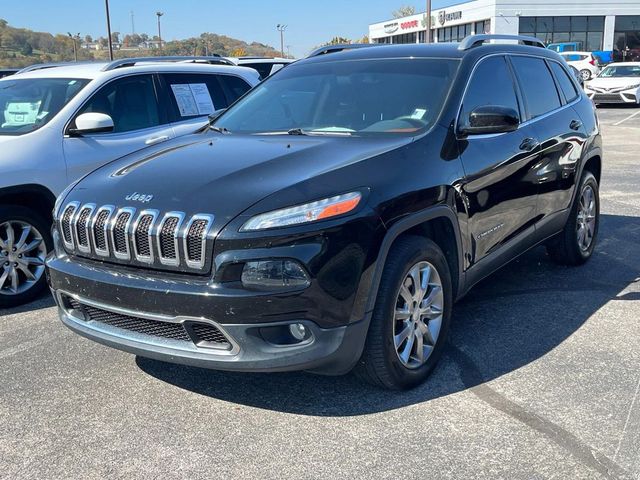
[0,0,455,57]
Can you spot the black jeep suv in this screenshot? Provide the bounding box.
[46,35,602,389]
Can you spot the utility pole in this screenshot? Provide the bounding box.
[425,0,432,43]
[156,11,164,53]
[131,10,135,35]
[68,32,80,61]
[276,24,287,57]
[105,0,114,60]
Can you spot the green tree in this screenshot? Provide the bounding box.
[20,41,32,55]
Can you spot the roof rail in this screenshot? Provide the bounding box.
[458,34,545,50]
[307,43,381,58]
[16,61,96,75]
[101,55,234,71]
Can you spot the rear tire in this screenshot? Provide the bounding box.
[355,236,452,390]
[547,171,599,266]
[0,206,52,308]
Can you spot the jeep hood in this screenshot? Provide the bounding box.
[67,131,411,232]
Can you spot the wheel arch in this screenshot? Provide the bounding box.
[365,205,465,315]
[0,184,56,224]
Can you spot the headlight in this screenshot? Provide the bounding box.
[625,83,640,90]
[241,191,362,231]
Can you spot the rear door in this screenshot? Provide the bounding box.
[509,56,588,225]
[62,74,175,183]
[160,73,252,138]
[458,55,541,265]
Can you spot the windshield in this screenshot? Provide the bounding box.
[598,65,640,78]
[0,78,89,136]
[214,58,460,136]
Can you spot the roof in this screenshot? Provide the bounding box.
[300,41,554,65]
[6,61,260,83]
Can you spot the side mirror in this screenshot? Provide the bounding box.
[459,105,519,136]
[569,65,584,88]
[69,112,114,136]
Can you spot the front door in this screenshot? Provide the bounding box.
[62,74,174,183]
[457,55,541,266]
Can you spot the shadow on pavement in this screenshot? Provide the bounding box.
[0,293,55,317]
[137,213,637,415]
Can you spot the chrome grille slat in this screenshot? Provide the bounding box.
[132,210,159,263]
[157,212,185,266]
[60,202,213,272]
[90,206,115,257]
[110,207,135,260]
[60,202,80,250]
[75,204,96,253]
[183,214,214,269]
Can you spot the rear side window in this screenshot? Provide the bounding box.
[549,61,578,103]
[461,56,520,125]
[510,56,561,119]
[243,63,274,79]
[162,73,227,120]
[218,75,252,104]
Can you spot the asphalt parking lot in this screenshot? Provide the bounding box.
[1,105,639,480]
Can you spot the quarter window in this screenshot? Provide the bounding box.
[460,56,520,127]
[510,56,561,119]
[549,61,578,103]
[75,75,161,133]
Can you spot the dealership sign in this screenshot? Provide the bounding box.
[438,10,463,26]
[384,22,399,34]
[401,20,419,30]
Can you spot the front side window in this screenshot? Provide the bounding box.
[0,78,89,136]
[510,56,561,119]
[74,74,160,133]
[460,56,520,125]
[215,58,460,136]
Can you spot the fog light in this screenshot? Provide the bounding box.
[241,260,310,288]
[289,323,307,341]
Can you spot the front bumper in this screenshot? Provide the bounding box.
[587,90,639,104]
[46,256,369,374]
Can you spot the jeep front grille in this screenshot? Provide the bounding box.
[58,202,214,273]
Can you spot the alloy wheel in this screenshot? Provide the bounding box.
[0,220,47,296]
[576,184,597,251]
[393,260,444,369]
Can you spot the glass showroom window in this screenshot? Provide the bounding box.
[519,16,604,51]
[614,16,640,62]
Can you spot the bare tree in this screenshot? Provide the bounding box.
[392,5,416,18]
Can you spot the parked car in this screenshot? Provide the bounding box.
[0,69,18,79]
[0,57,259,306]
[224,56,294,79]
[584,62,640,105]
[46,35,602,389]
[559,51,600,80]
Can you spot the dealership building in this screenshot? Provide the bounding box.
[369,0,640,60]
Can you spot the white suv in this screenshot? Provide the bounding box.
[0,57,259,306]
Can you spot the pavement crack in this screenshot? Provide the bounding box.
[449,343,632,479]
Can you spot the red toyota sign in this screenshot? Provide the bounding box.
[401,20,419,30]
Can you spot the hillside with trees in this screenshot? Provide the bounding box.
[0,19,284,68]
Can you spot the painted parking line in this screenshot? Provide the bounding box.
[613,109,640,126]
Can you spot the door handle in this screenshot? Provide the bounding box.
[570,120,583,131]
[519,137,540,152]
[145,135,170,146]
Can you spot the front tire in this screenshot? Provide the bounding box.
[547,171,599,265]
[355,236,452,390]
[0,206,51,308]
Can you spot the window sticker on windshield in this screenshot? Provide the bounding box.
[2,101,40,127]
[170,83,216,117]
[411,108,427,120]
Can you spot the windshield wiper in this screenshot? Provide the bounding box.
[210,126,230,134]
[287,128,308,135]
